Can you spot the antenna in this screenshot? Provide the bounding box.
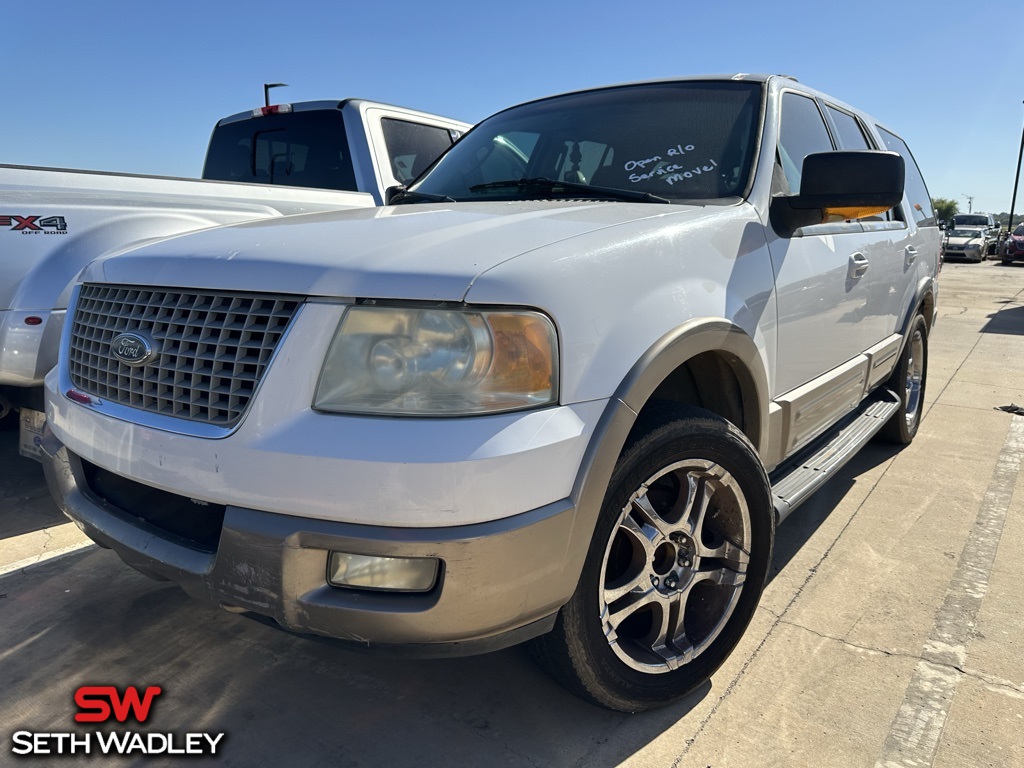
[264,83,288,108]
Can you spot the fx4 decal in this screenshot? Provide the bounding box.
[0,215,68,234]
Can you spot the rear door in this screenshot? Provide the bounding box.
[823,104,911,336]
[768,92,892,395]
[873,126,940,329]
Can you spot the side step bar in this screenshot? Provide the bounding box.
[770,389,901,524]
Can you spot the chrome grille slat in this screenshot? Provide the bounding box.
[69,284,301,427]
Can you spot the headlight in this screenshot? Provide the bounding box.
[314,305,558,416]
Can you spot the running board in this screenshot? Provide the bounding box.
[770,389,901,524]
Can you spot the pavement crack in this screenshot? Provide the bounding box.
[953,665,1024,696]
[777,618,899,658]
[677,441,899,761]
[778,620,1024,696]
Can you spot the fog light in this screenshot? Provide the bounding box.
[327,552,439,592]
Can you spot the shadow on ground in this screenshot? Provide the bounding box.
[0,433,900,766]
[980,303,1024,336]
[769,440,902,583]
[0,547,713,767]
[0,431,65,539]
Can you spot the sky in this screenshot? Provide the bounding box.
[4,1,1022,216]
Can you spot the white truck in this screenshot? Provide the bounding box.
[1,99,469,449]
[41,75,939,712]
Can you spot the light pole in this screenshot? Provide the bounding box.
[263,82,288,108]
[962,194,975,214]
[1009,100,1024,231]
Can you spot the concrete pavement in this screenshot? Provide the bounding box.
[0,260,1021,767]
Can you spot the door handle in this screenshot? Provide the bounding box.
[905,246,918,266]
[848,252,869,279]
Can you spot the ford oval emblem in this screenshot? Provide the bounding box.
[111,332,156,367]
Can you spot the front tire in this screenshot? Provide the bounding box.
[531,404,773,712]
[878,313,928,444]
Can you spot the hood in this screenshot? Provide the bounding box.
[81,201,687,301]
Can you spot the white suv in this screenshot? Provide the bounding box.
[42,75,940,712]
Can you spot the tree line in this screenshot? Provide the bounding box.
[932,197,1023,228]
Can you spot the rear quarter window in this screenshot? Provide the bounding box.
[203,110,358,191]
[380,119,455,183]
[825,106,871,150]
[877,127,935,227]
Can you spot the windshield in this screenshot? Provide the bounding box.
[948,229,983,238]
[1013,225,1024,236]
[203,109,358,191]
[404,82,763,204]
[953,215,989,227]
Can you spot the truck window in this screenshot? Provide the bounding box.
[876,127,935,227]
[203,110,358,191]
[778,93,835,194]
[952,214,990,227]
[824,106,871,150]
[380,119,455,183]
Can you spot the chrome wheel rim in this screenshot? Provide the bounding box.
[599,459,752,674]
[904,328,924,428]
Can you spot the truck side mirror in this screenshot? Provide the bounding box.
[384,185,406,205]
[771,151,905,237]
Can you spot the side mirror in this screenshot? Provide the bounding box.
[384,185,406,205]
[771,151,905,236]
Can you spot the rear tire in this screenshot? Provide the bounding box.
[878,314,927,444]
[531,404,773,712]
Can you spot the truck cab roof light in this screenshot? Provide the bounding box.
[252,104,293,117]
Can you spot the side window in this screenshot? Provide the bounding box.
[825,106,871,150]
[877,127,936,227]
[778,93,834,193]
[380,119,455,183]
[825,106,905,224]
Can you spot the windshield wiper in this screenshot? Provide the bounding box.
[389,188,456,204]
[468,177,671,204]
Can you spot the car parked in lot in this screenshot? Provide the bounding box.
[943,227,989,262]
[41,74,939,712]
[951,212,998,255]
[1002,223,1024,264]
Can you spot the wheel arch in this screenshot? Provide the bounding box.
[901,276,937,336]
[563,319,770,592]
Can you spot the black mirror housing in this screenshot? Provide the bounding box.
[771,151,906,236]
[384,185,406,205]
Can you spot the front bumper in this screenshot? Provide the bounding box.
[941,246,984,260]
[42,431,583,654]
[1003,246,1024,262]
[0,309,65,387]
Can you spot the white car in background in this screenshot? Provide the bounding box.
[942,227,988,262]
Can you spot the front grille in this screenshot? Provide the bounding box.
[69,284,301,427]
